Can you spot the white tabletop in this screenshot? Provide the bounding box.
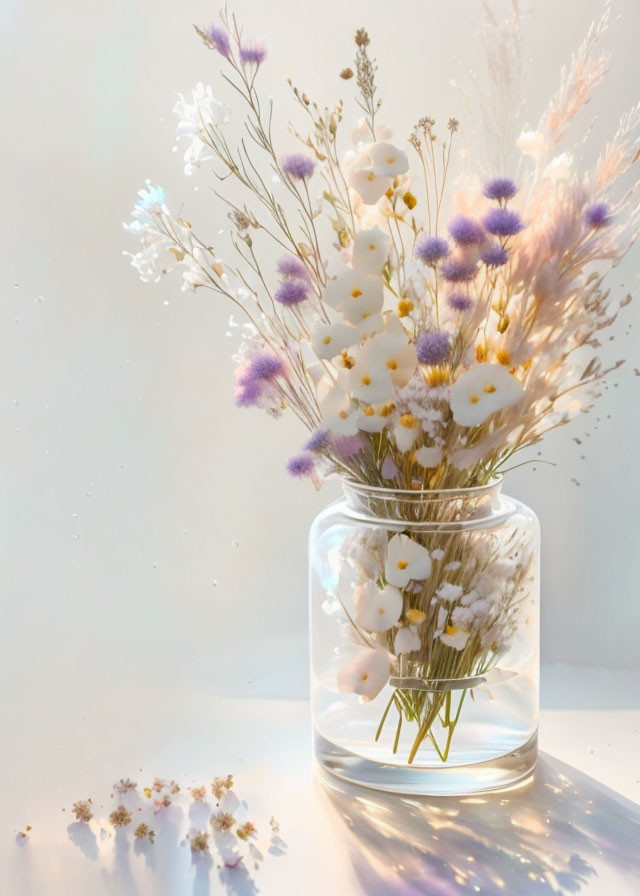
[3,664,639,895]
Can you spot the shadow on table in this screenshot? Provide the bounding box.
[319,752,640,896]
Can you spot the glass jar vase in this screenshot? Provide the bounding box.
[310,478,539,795]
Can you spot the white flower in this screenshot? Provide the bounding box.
[311,320,358,360]
[443,560,461,572]
[323,269,384,325]
[368,142,410,177]
[413,445,443,468]
[348,317,417,404]
[385,534,432,587]
[351,119,393,148]
[449,363,524,427]
[356,404,392,433]
[439,626,471,650]
[543,152,574,182]
[337,648,390,700]
[436,582,463,603]
[392,414,421,452]
[394,625,421,655]
[319,385,358,435]
[352,227,392,273]
[174,83,231,175]
[516,129,546,162]
[451,606,474,628]
[434,605,448,636]
[354,581,403,632]
[347,165,392,205]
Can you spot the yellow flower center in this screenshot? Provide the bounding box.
[322,336,332,345]
[361,374,372,386]
[469,394,480,404]
[387,359,398,370]
[379,402,395,417]
[483,383,497,393]
[400,413,417,428]
[361,673,369,681]
[386,156,395,164]
[406,608,426,624]
[351,287,363,298]
[339,410,348,419]
[397,299,414,317]
[377,607,385,614]
[402,191,417,209]
[445,624,458,635]
[497,349,511,366]
[397,560,408,570]
[363,405,375,416]
[340,350,355,369]
[369,244,376,251]
[426,368,449,387]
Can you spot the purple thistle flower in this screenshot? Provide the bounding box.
[584,201,612,229]
[416,330,451,366]
[275,279,309,306]
[247,353,286,382]
[447,292,473,312]
[235,377,263,408]
[286,453,315,477]
[415,235,450,264]
[482,177,518,202]
[304,428,331,453]
[440,256,478,283]
[239,42,267,66]
[483,207,525,237]
[276,254,310,281]
[448,216,485,246]
[281,153,315,181]
[332,434,365,460]
[481,244,509,267]
[206,25,231,58]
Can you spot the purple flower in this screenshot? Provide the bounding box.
[483,208,525,237]
[448,216,485,246]
[447,292,473,312]
[417,330,451,366]
[304,428,330,453]
[482,177,518,202]
[332,434,365,460]
[281,154,315,181]
[239,42,267,66]
[440,256,478,283]
[235,377,263,408]
[415,235,450,264]
[481,244,509,267]
[248,353,286,381]
[286,453,315,477]
[583,201,612,229]
[206,25,231,58]
[275,279,309,306]
[277,254,310,281]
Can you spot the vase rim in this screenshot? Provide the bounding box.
[340,475,503,501]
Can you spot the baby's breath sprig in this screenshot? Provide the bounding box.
[353,28,382,140]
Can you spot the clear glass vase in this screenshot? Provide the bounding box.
[309,477,539,795]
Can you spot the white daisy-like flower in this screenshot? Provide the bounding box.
[413,444,443,468]
[436,581,464,603]
[323,269,384,325]
[337,648,390,700]
[440,626,471,650]
[516,129,547,162]
[351,119,394,148]
[543,152,574,182]
[354,581,403,632]
[394,625,421,655]
[356,404,392,433]
[352,227,392,274]
[347,166,392,205]
[449,363,524,427]
[392,414,421,453]
[385,534,432,588]
[368,142,410,177]
[348,317,418,404]
[174,83,231,176]
[319,384,358,435]
[311,320,358,360]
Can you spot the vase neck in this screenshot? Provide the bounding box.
[340,478,505,525]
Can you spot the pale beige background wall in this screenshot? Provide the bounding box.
[2,0,639,700]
